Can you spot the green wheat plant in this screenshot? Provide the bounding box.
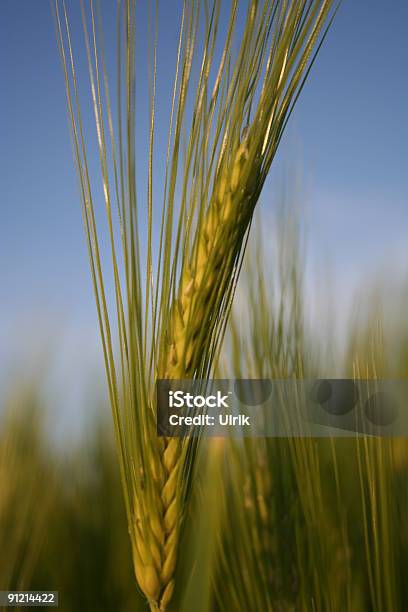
[217,208,408,611]
[0,388,56,592]
[217,207,354,611]
[55,1,336,609]
[346,314,399,611]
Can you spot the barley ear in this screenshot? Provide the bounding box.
[55,0,336,609]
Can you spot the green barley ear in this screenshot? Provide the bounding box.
[218,204,355,611]
[55,1,336,609]
[348,313,398,611]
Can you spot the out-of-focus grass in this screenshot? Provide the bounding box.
[32,423,147,612]
[0,386,56,593]
[0,386,146,611]
[216,209,357,611]
[214,206,408,611]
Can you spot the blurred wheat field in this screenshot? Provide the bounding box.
[2,1,408,611]
[2,205,408,610]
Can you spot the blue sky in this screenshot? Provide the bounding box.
[1,1,408,419]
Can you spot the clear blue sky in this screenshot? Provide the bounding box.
[1,1,408,415]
